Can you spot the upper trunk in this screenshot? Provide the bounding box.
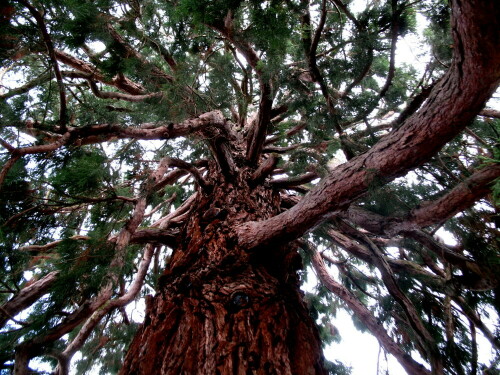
[120,164,327,374]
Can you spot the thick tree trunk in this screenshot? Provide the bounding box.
[120,171,326,374]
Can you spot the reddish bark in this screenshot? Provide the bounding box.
[5,0,498,373]
[121,169,327,374]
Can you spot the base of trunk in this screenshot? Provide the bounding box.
[121,268,326,374]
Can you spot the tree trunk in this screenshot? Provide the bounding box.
[120,169,327,374]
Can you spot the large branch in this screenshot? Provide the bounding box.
[0,272,58,329]
[344,164,500,236]
[341,164,500,290]
[236,0,500,249]
[72,110,229,144]
[407,164,500,228]
[0,111,228,190]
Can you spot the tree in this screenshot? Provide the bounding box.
[0,0,499,373]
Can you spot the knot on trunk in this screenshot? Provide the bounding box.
[229,291,250,311]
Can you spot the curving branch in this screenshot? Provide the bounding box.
[262,144,300,154]
[87,79,164,102]
[18,235,90,254]
[344,163,500,235]
[236,0,500,250]
[311,0,328,58]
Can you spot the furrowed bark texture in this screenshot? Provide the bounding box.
[121,168,326,375]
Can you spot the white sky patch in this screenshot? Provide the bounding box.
[326,309,409,375]
[396,13,431,74]
[88,41,106,54]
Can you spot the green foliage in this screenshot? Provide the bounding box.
[74,319,140,375]
[177,0,244,26]
[324,359,352,375]
[51,148,110,196]
[1,0,499,374]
